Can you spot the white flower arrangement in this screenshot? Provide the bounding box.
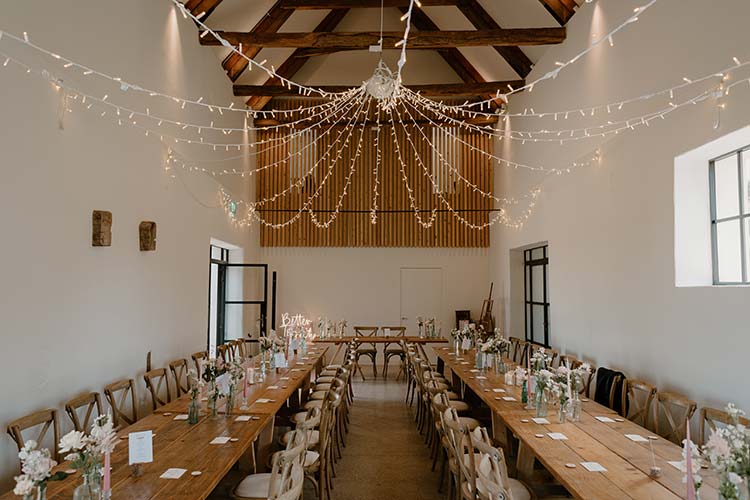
[58,413,117,482]
[227,360,245,391]
[14,440,66,496]
[534,368,554,393]
[480,334,511,356]
[570,363,592,393]
[531,348,552,372]
[702,403,750,500]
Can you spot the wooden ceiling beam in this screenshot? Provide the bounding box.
[537,0,578,25]
[221,1,294,82]
[234,80,525,97]
[184,0,224,22]
[246,8,350,110]
[278,0,464,7]
[201,28,566,49]
[456,0,535,78]
[255,116,498,126]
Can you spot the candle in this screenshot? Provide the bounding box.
[527,352,532,399]
[566,360,572,402]
[243,368,248,399]
[685,420,696,500]
[103,451,111,492]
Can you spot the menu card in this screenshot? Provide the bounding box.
[128,431,153,465]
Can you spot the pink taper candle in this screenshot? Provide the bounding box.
[243,369,248,399]
[685,420,695,500]
[103,451,111,492]
[527,351,532,398]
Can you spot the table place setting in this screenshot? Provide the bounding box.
[160,468,187,479]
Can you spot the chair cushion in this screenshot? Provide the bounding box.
[315,383,331,391]
[316,376,335,384]
[326,364,341,370]
[304,399,324,410]
[309,390,327,400]
[233,472,271,498]
[458,417,481,430]
[319,370,337,377]
[449,400,470,412]
[293,411,309,425]
[305,450,320,467]
[283,429,319,446]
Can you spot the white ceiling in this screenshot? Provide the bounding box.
[203,0,580,87]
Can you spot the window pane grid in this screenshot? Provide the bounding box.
[710,145,750,284]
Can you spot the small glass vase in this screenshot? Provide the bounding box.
[208,395,218,418]
[568,393,582,422]
[225,389,235,416]
[24,485,46,500]
[535,389,548,418]
[493,354,506,375]
[73,473,101,500]
[188,397,200,425]
[558,400,568,424]
[475,350,485,371]
[270,351,276,370]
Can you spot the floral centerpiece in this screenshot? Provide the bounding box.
[187,367,203,424]
[702,403,750,500]
[59,413,117,500]
[533,368,554,417]
[225,360,245,415]
[479,332,511,374]
[531,348,552,372]
[13,441,67,500]
[201,357,226,417]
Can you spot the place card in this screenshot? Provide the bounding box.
[625,434,649,442]
[476,376,488,380]
[160,468,187,479]
[614,418,625,422]
[469,369,480,373]
[460,362,470,365]
[492,388,506,393]
[267,385,280,390]
[531,418,550,425]
[581,462,607,472]
[255,398,274,403]
[210,437,231,445]
[548,433,568,440]
[173,414,189,421]
[235,416,253,422]
[279,377,290,380]
[501,396,516,402]
[667,461,685,471]
[595,416,616,423]
[128,431,153,465]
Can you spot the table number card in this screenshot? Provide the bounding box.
[235,416,252,422]
[625,434,649,442]
[128,431,153,465]
[548,433,568,440]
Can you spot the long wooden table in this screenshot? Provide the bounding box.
[0,345,330,500]
[432,346,718,500]
[312,335,448,344]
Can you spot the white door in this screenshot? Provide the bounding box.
[400,268,443,332]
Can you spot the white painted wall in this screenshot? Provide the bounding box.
[0,0,257,488]
[491,0,750,416]
[261,248,490,335]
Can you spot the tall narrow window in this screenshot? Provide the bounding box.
[431,126,461,193]
[524,245,549,347]
[710,145,750,284]
[289,129,318,185]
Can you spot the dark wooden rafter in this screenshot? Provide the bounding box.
[456,0,535,77]
[246,8,349,110]
[221,1,294,82]
[201,28,566,48]
[537,0,578,26]
[184,0,224,22]
[234,80,525,96]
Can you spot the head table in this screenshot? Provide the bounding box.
[0,344,331,500]
[433,346,719,500]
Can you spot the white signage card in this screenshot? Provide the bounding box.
[581,462,607,472]
[595,416,616,423]
[531,418,550,425]
[255,398,272,403]
[267,385,280,390]
[128,431,153,465]
[160,468,187,479]
[668,461,685,471]
[273,353,287,368]
[625,434,649,442]
[210,437,231,445]
[501,396,516,402]
[492,388,506,393]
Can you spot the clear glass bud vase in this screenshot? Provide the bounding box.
[73,473,101,500]
[188,397,200,424]
[535,389,548,418]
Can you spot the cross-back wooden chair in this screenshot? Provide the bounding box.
[381,326,406,378]
[104,378,138,430]
[217,343,230,364]
[654,391,697,444]
[581,362,596,398]
[699,406,750,445]
[471,427,533,500]
[622,379,657,428]
[7,409,60,463]
[442,407,478,500]
[558,354,582,370]
[65,392,103,432]
[192,351,208,375]
[236,339,248,360]
[509,337,524,364]
[169,358,190,397]
[143,368,172,411]
[352,326,379,381]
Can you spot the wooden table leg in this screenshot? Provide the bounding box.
[516,441,536,483]
[255,417,275,472]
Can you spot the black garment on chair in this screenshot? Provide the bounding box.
[594,367,627,415]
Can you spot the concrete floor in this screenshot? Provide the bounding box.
[324,376,449,500]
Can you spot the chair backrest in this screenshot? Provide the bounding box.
[191,351,208,375]
[654,391,697,444]
[217,344,230,363]
[353,326,379,350]
[65,392,103,432]
[143,368,172,411]
[594,367,626,414]
[6,409,60,463]
[471,427,513,500]
[236,339,248,360]
[515,340,529,365]
[169,359,190,397]
[268,430,307,500]
[381,326,406,337]
[623,379,657,428]
[558,354,581,370]
[104,378,138,429]
[442,407,477,498]
[700,406,750,445]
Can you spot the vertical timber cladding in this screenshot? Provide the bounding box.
[256,98,493,247]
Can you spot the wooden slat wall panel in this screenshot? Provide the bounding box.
[257,98,492,247]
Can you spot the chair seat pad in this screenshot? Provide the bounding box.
[304,400,324,410]
[233,473,271,498]
[315,383,331,391]
[315,376,335,384]
[305,450,320,468]
[319,370,337,377]
[309,390,327,400]
[385,347,404,353]
[283,429,319,446]
[458,417,481,430]
[326,364,341,369]
[293,411,309,425]
[449,400,470,412]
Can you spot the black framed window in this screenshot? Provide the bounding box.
[524,245,549,347]
[208,245,230,347]
[709,145,750,284]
